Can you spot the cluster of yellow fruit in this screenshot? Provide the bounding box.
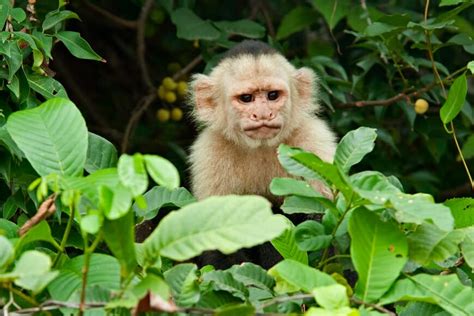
[414,98,429,115]
[156,76,187,122]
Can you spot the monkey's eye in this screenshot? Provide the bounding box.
[267,91,279,101]
[239,94,253,103]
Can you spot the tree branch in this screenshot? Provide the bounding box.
[136,0,154,90]
[81,1,137,29]
[172,55,203,81]
[351,297,396,315]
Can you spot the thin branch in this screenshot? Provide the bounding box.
[261,293,314,309]
[259,1,276,38]
[136,0,154,90]
[121,93,157,153]
[172,55,204,81]
[351,297,396,315]
[81,1,137,29]
[19,194,57,236]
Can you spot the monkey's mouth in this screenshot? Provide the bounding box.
[243,123,282,139]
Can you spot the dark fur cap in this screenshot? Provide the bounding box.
[222,40,280,60]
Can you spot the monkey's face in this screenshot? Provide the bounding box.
[229,76,288,140]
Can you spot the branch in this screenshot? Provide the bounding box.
[81,1,137,29]
[351,297,396,315]
[136,0,155,90]
[19,194,56,236]
[172,55,204,81]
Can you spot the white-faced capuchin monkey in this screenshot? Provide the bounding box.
[188,40,337,268]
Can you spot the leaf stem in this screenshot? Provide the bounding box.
[52,206,76,267]
[79,231,103,316]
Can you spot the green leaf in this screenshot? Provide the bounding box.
[203,270,248,300]
[163,263,200,306]
[56,31,104,61]
[143,154,180,189]
[312,284,349,309]
[4,41,22,81]
[7,98,88,176]
[171,8,220,41]
[408,222,465,265]
[349,208,408,302]
[85,133,118,173]
[0,219,19,238]
[48,254,120,301]
[444,198,474,228]
[10,7,26,22]
[380,274,474,316]
[335,127,377,173]
[133,186,196,220]
[13,250,58,293]
[390,193,454,231]
[0,0,11,30]
[440,0,464,6]
[312,0,350,30]
[276,6,319,40]
[291,151,352,200]
[118,153,148,197]
[294,220,332,251]
[215,304,255,316]
[440,74,467,124]
[214,20,265,39]
[271,222,308,265]
[280,195,327,214]
[270,177,323,198]
[42,10,80,31]
[80,213,102,234]
[228,262,275,291]
[350,171,401,204]
[278,144,321,180]
[17,221,58,251]
[132,274,170,301]
[7,73,20,99]
[364,22,399,36]
[26,72,68,99]
[268,259,335,294]
[0,236,14,270]
[461,135,474,159]
[103,210,137,279]
[143,195,288,261]
[461,228,474,269]
[100,184,133,219]
[468,61,474,75]
[0,125,24,159]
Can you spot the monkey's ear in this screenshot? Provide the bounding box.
[294,67,317,104]
[192,74,216,109]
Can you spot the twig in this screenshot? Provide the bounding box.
[136,0,155,90]
[8,300,105,314]
[81,1,137,29]
[439,182,472,200]
[261,293,314,309]
[351,297,396,315]
[259,1,276,38]
[172,55,204,81]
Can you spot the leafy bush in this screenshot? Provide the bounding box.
[0,0,473,315]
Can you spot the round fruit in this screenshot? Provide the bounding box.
[164,91,177,103]
[157,85,166,100]
[171,107,183,121]
[414,98,429,114]
[177,81,188,97]
[156,109,170,122]
[162,77,177,90]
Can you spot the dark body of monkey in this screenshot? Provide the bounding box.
[188,40,337,267]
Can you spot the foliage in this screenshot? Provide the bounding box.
[0,0,473,315]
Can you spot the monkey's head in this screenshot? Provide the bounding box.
[190,40,318,148]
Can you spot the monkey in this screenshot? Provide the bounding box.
[187,40,337,268]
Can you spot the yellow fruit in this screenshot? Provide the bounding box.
[414,98,429,114]
[156,109,170,122]
[162,77,177,90]
[164,91,177,103]
[171,107,183,121]
[177,81,188,97]
[157,85,166,100]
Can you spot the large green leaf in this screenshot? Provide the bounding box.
[56,31,103,61]
[144,155,180,190]
[350,171,401,204]
[0,0,11,30]
[312,0,350,30]
[334,127,377,174]
[444,198,474,228]
[294,220,332,251]
[13,250,58,293]
[26,72,68,99]
[163,263,200,307]
[271,222,308,265]
[202,270,248,300]
[280,195,327,214]
[42,10,80,31]
[214,20,265,39]
[268,259,335,294]
[0,236,14,271]
[276,6,319,40]
[348,208,408,302]
[6,98,88,177]
[143,195,288,261]
[85,132,118,174]
[171,8,220,41]
[48,254,120,301]
[133,186,196,220]
[407,223,465,265]
[440,74,467,124]
[277,144,321,180]
[270,177,324,198]
[380,274,474,315]
[228,262,275,292]
[118,153,148,197]
[390,193,454,231]
[103,210,137,278]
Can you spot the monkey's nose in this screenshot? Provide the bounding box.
[250,111,275,121]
